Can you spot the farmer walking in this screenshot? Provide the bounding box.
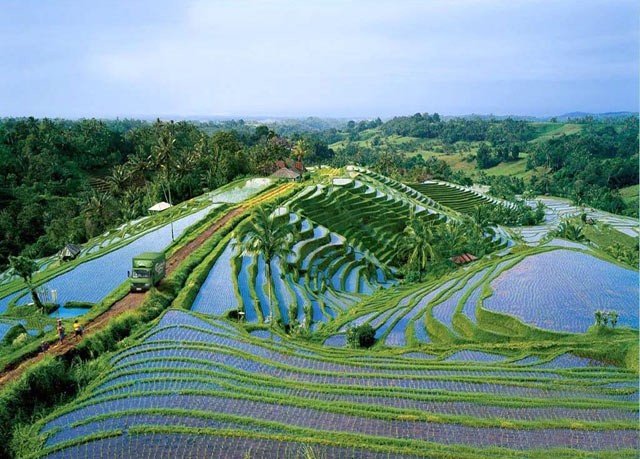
[57,320,65,344]
[73,319,84,339]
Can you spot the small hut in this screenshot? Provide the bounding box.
[149,201,171,212]
[450,253,478,265]
[58,243,83,261]
[271,167,301,180]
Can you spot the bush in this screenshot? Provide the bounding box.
[2,324,28,346]
[62,301,93,309]
[346,323,376,348]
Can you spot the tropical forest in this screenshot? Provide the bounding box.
[0,113,637,458]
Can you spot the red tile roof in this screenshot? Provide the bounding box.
[450,253,478,265]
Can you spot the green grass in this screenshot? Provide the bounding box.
[582,221,637,250]
[529,123,584,143]
[483,158,531,179]
[619,184,639,210]
[4,168,639,459]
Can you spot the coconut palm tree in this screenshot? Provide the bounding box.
[236,206,294,326]
[397,217,435,281]
[9,255,44,312]
[555,219,584,242]
[151,122,176,240]
[83,191,115,238]
[292,139,309,162]
[435,220,468,258]
[106,164,132,196]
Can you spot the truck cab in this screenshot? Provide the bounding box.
[130,252,166,292]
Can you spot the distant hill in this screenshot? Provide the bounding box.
[440,112,638,122]
[555,111,638,121]
[441,114,542,121]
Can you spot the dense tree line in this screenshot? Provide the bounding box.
[527,117,638,215]
[0,118,335,270]
[379,113,534,146]
[334,115,638,216]
[332,142,472,187]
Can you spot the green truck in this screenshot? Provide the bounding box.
[130,252,166,292]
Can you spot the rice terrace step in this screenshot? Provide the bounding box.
[2,166,634,459]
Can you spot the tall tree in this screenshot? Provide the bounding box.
[151,121,176,240]
[9,255,44,312]
[292,139,310,162]
[236,206,294,325]
[435,220,468,258]
[398,217,435,280]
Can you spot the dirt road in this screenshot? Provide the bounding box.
[0,206,246,388]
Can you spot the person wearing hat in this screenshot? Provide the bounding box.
[73,319,83,339]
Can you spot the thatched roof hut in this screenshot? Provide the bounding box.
[450,253,478,265]
[271,167,300,180]
[58,243,83,261]
[149,202,171,212]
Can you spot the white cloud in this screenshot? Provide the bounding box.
[80,0,639,116]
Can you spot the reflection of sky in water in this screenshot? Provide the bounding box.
[49,308,92,319]
[190,242,238,316]
[484,250,638,333]
[9,205,217,308]
[0,179,272,313]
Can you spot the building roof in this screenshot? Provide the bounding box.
[450,253,478,265]
[58,243,83,261]
[271,167,300,179]
[273,159,306,173]
[149,202,171,212]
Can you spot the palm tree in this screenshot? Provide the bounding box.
[151,122,176,240]
[236,206,294,326]
[106,164,132,196]
[127,150,152,183]
[9,255,44,312]
[555,219,584,242]
[398,217,435,281]
[83,192,115,238]
[292,139,309,162]
[435,220,468,258]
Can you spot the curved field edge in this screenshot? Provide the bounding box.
[25,426,640,459]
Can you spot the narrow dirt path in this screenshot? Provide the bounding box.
[0,205,247,389]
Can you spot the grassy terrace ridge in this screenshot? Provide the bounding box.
[28,309,638,459]
[0,167,637,459]
[407,181,502,214]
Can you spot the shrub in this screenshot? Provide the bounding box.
[346,323,376,348]
[2,324,28,346]
[62,301,93,309]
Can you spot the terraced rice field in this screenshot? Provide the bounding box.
[483,250,639,332]
[0,179,271,313]
[193,214,388,327]
[36,310,639,458]
[518,197,639,245]
[13,168,639,458]
[188,171,444,326]
[321,250,638,348]
[408,181,512,214]
[0,178,274,339]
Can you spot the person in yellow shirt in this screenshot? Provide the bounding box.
[73,319,83,339]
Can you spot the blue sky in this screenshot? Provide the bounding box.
[1,0,638,118]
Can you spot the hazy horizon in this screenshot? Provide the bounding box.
[2,0,638,119]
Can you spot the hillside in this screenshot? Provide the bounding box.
[329,115,638,217]
[0,167,637,458]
